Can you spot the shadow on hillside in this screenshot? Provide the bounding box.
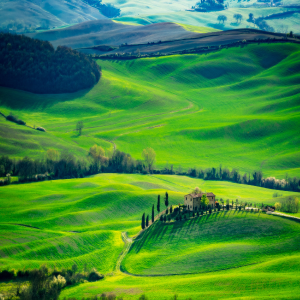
[0,85,94,111]
[207,23,225,31]
[132,210,261,254]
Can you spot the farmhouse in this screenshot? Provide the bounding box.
[184,192,216,211]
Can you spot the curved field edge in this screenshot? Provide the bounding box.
[0,43,300,178]
[0,174,299,272]
[121,211,300,276]
[60,260,300,299]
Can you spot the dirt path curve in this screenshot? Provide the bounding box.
[115,209,167,274]
[271,212,300,222]
[115,232,133,273]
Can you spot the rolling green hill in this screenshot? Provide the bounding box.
[122,211,300,275]
[0,175,299,299]
[1,43,299,178]
[0,174,298,272]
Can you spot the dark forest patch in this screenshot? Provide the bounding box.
[0,33,101,94]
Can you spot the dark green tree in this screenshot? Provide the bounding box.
[76,121,84,136]
[165,191,169,208]
[146,215,149,227]
[157,195,160,213]
[152,204,155,223]
[141,213,145,229]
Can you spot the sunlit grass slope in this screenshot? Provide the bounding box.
[0,43,300,178]
[0,174,298,272]
[115,7,300,33]
[122,211,300,275]
[60,263,300,300]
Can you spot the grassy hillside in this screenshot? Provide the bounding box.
[115,7,300,33]
[122,211,300,275]
[60,263,300,299]
[0,43,300,178]
[0,174,298,272]
[0,0,106,31]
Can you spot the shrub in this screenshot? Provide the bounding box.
[36,127,46,132]
[0,269,15,280]
[6,113,26,125]
[17,270,30,278]
[160,215,163,221]
[88,269,104,282]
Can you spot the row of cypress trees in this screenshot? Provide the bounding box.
[141,192,169,229]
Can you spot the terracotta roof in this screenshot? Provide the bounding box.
[186,192,215,198]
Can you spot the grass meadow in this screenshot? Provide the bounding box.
[0,174,299,299]
[0,43,300,178]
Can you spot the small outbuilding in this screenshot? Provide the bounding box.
[184,192,216,211]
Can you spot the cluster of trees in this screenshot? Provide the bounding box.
[0,264,104,300]
[194,0,226,11]
[217,13,242,24]
[158,190,262,223]
[1,146,298,194]
[216,12,277,32]
[184,166,300,192]
[0,33,101,94]
[82,0,121,18]
[141,192,169,229]
[0,146,155,185]
[275,197,299,213]
[6,113,26,125]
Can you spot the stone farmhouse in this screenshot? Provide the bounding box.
[184,192,216,211]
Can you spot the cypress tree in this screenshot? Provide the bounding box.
[165,191,169,208]
[146,215,149,227]
[157,195,160,213]
[142,213,145,229]
[152,204,155,223]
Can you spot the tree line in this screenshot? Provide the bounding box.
[141,192,169,229]
[0,146,155,185]
[181,166,300,192]
[0,147,299,193]
[141,188,269,227]
[82,0,121,18]
[0,264,103,300]
[0,33,101,94]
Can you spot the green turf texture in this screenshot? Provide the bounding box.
[1,43,300,178]
[0,173,298,272]
[114,6,300,34]
[0,174,299,299]
[122,211,300,275]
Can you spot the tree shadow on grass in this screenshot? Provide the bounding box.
[0,85,94,111]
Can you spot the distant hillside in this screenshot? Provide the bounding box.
[27,20,199,49]
[0,0,106,33]
[0,33,101,94]
[0,43,299,177]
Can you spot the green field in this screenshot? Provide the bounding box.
[0,174,298,272]
[1,43,300,178]
[0,174,299,299]
[122,211,300,275]
[114,6,300,33]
